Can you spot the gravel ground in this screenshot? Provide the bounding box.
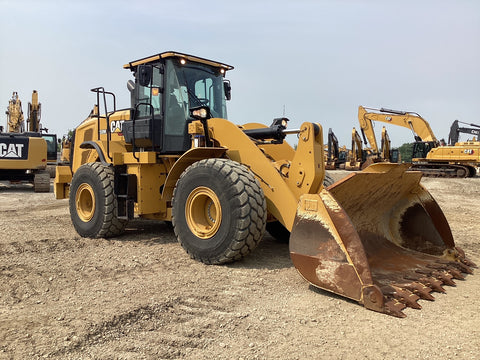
[0,172,478,359]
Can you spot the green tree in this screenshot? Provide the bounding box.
[398,143,414,163]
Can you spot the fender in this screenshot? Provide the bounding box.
[162,147,227,201]
[80,141,110,166]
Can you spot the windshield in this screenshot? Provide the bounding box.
[167,59,228,120]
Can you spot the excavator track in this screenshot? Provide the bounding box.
[410,163,473,178]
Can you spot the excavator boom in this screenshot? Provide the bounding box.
[358,105,438,143]
[448,120,480,145]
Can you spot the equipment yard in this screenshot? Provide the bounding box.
[0,171,478,359]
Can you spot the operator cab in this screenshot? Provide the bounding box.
[123,52,233,154]
[412,141,437,159]
[41,133,58,161]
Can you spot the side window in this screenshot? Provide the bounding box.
[165,63,187,135]
[135,84,150,118]
[151,67,162,116]
[135,65,163,118]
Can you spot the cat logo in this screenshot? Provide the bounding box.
[463,149,474,155]
[110,120,125,134]
[0,142,24,158]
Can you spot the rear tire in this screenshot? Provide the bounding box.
[324,171,335,187]
[69,162,127,238]
[266,221,290,243]
[172,158,266,264]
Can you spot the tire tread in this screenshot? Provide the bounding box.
[172,158,266,265]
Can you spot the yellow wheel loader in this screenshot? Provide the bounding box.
[55,52,475,317]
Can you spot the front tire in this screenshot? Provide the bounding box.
[172,158,266,264]
[69,163,127,238]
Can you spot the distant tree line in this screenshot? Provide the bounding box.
[397,143,414,163]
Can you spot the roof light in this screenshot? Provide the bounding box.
[180,58,186,65]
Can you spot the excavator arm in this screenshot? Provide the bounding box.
[27,90,42,133]
[448,120,480,145]
[358,105,438,144]
[345,127,363,170]
[6,92,24,133]
[325,128,339,169]
[380,126,391,161]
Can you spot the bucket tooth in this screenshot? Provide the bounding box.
[404,274,445,293]
[436,259,473,275]
[455,247,477,268]
[432,271,456,286]
[384,299,407,318]
[446,267,465,280]
[400,282,435,301]
[462,257,477,268]
[384,286,421,309]
[420,277,445,293]
[449,262,473,275]
[416,269,456,286]
[454,262,474,275]
[427,263,465,280]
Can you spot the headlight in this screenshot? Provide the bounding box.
[190,106,211,120]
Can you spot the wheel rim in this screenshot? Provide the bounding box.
[185,186,222,239]
[76,183,96,222]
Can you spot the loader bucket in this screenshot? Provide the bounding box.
[289,163,475,317]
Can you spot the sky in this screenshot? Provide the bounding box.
[1,0,479,147]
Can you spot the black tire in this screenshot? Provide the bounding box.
[69,162,127,238]
[266,172,333,242]
[266,221,290,243]
[324,171,335,187]
[172,158,266,265]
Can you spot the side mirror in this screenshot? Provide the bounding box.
[127,80,135,93]
[138,65,152,87]
[223,80,232,101]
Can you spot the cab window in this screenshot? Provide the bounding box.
[135,65,163,118]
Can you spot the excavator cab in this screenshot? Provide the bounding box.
[41,134,58,162]
[412,141,436,159]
